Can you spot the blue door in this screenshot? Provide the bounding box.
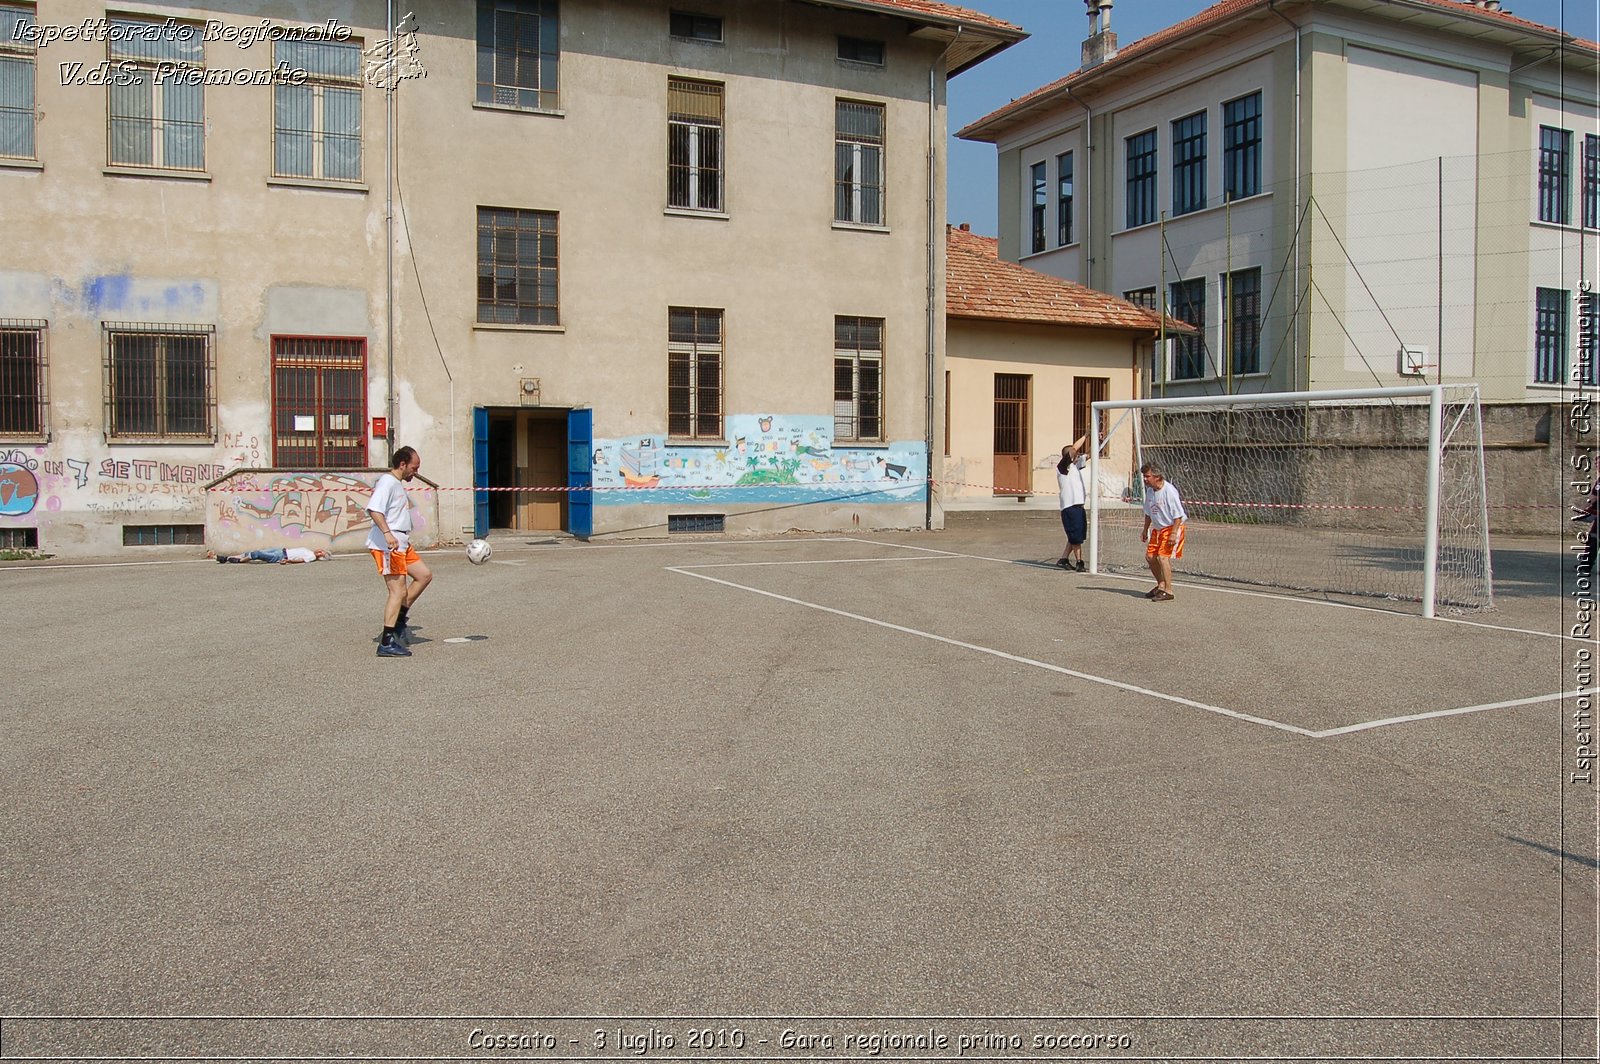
[567,408,593,538]
[472,406,490,539]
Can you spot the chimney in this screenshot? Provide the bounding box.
[1081,0,1118,70]
[959,222,970,231]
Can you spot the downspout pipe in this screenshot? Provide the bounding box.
[927,26,961,530]
[1267,0,1301,392]
[384,0,396,463]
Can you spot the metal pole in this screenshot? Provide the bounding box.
[1088,405,1100,574]
[1422,384,1443,619]
[384,0,396,463]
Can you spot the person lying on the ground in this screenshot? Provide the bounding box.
[210,547,331,564]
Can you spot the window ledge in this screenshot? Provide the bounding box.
[1117,191,1273,236]
[1532,219,1600,235]
[103,165,211,182]
[1020,242,1079,262]
[665,438,730,447]
[473,322,565,333]
[836,440,890,448]
[472,100,564,119]
[0,157,42,171]
[268,176,369,193]
[665,206,730,221]
[832,221,890,234]
[1528,381,1597,392]
[107,437,218,446]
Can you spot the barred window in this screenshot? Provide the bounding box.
[1169,278,1207,381]
[108,17,205,170]
[272,337,367,467]
[668,307,722,440]
[834,316,883,441]
[668,78,723,211]
[274,38,363,181]
[1585,133,1598,230]
[1539,126,1571,225]
[103,323,215,440]
[1029,161,1046,254]
[477,0,558,110]
[1226,268,1261,376]
[0,3,36,160]
[0,319,46,438]
[477,207,558,325]
[835,100,884,225]
[1057,151,1073,246]
[1126,129,1157,228]
[1535,287,1568,384]
[1172,110,1206,216]
[1223,92,1261,201]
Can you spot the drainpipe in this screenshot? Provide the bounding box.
[1267,0,1301,392]
[384,0,396,462]
[1064,91,1092,285]
[926,27,961,529]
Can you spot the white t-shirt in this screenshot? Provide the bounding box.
[285,547,318,563]
[365,472,412,551]
[1056,455,1087,509]
[1143,479,1187,529]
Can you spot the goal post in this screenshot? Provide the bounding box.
[1088,385,1493,618]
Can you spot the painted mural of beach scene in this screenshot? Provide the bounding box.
[593,414,926,505]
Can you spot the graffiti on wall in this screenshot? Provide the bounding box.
[231,472,380,540]
[0,450,40,516]
[594,414,926,505]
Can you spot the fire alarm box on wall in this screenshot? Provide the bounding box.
[371,416,387,438]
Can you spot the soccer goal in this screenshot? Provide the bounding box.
[1088,385,1492,617]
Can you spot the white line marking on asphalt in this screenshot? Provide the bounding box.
[1310,689,1595,738]
[669,565,1319,738]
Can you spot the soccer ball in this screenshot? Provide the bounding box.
[466,538,492,565]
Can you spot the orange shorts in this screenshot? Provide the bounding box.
[1146,523,1186,559]
[371,544,421,576]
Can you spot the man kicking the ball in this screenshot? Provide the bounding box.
[367,446,433,657]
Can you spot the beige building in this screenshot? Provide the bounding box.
[0,0,1023,557]
[957,0,1600,403]
[942,223,1178,506]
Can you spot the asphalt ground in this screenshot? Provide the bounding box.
[2,518,1595,1062]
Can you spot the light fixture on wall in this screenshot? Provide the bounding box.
[519,378,541,406]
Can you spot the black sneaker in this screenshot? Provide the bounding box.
[377,639,412,658]
[1055,559,1071,570]
[1075,560,1087,573]
[394,623,411,645]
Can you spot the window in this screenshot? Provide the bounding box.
[1123,287,1157,310]
[103,323,215,440]
[1072,376,1108,450]
[0,319,46,437]
[1029,161,1047,253]
[1172,111,1206,216]
[834,316,883,441]
[1539,126,1571,224]
[1535,287,1569,384]
[108,17,204,170]
[1126,129,1157,228]
[477,0,558,110]
[1057,151,1074,246]
[668,78,723,211]
[1585,134,1598,230]
[838,36,884,65]
[670,11,722,43]
[0,4,35,160]
[1169,279,1207,381]
[835,100,884,225]
[271,337,367,467]
[668,307,722,440]
[274,39,362,181]
[1223,92,1261,201]
[477,207,558,325]
[1225,268,1261,375]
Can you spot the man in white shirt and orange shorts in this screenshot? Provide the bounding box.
[367,446,433,657]
[1139,462,1187,602]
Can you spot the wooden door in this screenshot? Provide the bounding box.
[519,417,567,531]
[993,373,1031,497]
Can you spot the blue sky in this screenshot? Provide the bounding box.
[947,0,1600,236]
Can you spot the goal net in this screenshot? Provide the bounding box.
[1088,385,1492,616]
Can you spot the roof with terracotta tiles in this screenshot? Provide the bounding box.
[959,0,1597,140]
[946,225,1190,334]
[840,0,1025,36]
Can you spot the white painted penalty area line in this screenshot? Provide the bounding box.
[1309,688,1598,738]
[838,537,1583,643]
[668,566,1318,738]
[672,555,959,570]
